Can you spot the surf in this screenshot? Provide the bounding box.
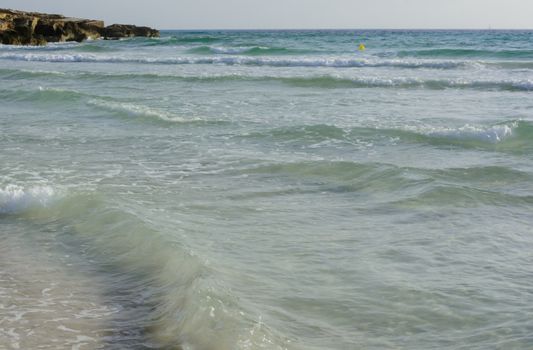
[1,188,290,349]
[0,52,473,69]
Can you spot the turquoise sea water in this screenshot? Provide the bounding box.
[1,30,533,349]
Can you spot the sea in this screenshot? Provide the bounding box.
[1,30,533,350]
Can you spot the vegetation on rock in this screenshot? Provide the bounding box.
[0,8,159,45]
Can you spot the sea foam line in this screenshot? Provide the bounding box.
[414,123,516,143]
[0,52,471,69]
[3,65,532,91]
[279,76,533,91]
[86,99,199,123]
[0,42,81,51]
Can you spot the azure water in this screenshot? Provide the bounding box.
[1,30,533,349]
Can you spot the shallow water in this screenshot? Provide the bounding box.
[1,30,533,349]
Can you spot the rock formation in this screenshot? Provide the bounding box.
[101,24,160,40]
[0,8,159,45]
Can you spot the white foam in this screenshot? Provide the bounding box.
[0,42,80,51]
[332,77,533,91]
[508,80,533,91]
[0,52,468,69]
[0,53,93,62]
[423,123,515,143]
[0,185,56,214]
[210,46,255,54]
[86,99,197,123]
[442,79,533,91]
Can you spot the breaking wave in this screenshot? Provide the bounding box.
[4,66,533,92]
[276,76,533,91]
[240,121,533,153]
[0,52,472,69]
[2,67,533,92]
[0,185,58,214]
[86,99,195,123]
[375,121,533,151]
[421,124,514,143]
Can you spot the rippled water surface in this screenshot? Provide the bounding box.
[1,30,533,349]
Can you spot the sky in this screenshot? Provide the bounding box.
[2,0,533,30]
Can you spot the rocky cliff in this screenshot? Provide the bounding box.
[0,9,159,45]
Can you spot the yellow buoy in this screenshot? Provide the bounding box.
[358,43,366,51]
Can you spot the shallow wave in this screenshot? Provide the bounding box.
[0,184,57,214]
[388,121,533,152]
[240,160,402,184]
[0,41,81,51]
[383,121,533,150]
[232,159,533,207]
[162,35,220,44]
[2,67,532,92]
[86,99,193,123]
[0,52,471,69]
[279,76,533,91]
[419,123,515,143]
[228,160,423,202]
[0,68,67,79]
[396,48,533,59]
[489,61,533,69]
[428,166,533,185]
[0,86,91,103]
[109,35,222,47]
[392,185,533,208]
[244,122,519,143]
[232,159,533,213]
[71,44,118,53]
[187,45,315,56]
[84,99,227,126]
[240,121,533,154]
[0,41,116,53]
[0,86,208,124]
[3,191,289,349]
[240,124,350,145]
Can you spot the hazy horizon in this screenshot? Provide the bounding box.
[2,0,533,30]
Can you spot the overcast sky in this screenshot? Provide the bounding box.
[2,0,533,29]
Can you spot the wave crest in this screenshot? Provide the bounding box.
[423,124,515,143]
[393,121,533,153]
[0,185,57,214]
[187,45,313,56]
[86,99,199,123]
[0,52,470,69]
[396,48,533,59]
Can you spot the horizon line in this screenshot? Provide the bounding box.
[159,27,533,31]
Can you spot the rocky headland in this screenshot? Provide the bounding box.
[0,8,159,45]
